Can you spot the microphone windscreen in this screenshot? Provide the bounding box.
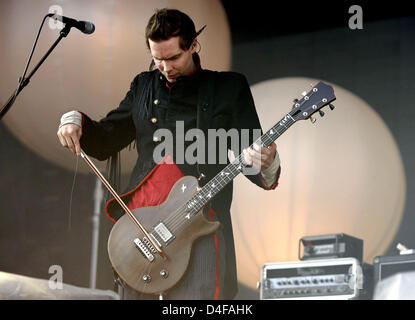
[82,21,95,34]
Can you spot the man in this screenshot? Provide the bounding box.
[57,8,281,299]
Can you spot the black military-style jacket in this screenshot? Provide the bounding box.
[79,64,279,299]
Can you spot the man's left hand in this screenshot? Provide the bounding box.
[243,142,277,171]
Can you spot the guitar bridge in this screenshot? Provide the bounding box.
[133,238,155,262]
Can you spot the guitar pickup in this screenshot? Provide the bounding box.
[153,222,174,244]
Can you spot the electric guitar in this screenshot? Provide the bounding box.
[85,81,336,295]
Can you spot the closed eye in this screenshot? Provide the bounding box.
[153,53,182,62]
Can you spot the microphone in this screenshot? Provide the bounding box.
[48,14,95,35]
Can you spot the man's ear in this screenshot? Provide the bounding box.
[190,39,197,53]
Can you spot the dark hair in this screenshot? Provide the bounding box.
[145,8,197,50]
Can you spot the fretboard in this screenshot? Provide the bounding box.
[184,113,296,215]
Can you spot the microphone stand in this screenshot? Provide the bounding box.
[0,24,71,120]
[90,178,104,289]
[1,16,107,293]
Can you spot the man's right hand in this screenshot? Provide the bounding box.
[57,123,82,155]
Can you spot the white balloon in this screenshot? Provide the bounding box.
[231,77,406,290]
[0,0,231,174]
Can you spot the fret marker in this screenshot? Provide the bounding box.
[185,213,191,220]
[270,129,274,135]
[207,192,212,198]
[211,183,216,188]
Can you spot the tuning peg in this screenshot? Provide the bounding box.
[292,98,299,109]
[309,116,316,124]
[319,110,325,117]
[329,104,335,110]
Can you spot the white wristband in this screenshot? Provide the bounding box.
[59,110,82,129]
[260,151,280,187]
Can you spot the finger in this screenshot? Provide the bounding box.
[64,135,76,154]
[253,143,270,156]
[261,143,277,162]
[243,148,253,166]
[248,146,268,162]
[227,149,236,163]
[74,139,81,156]
[256,143,274,156]
[252,157,262,171]
[69,133,81,155]
[64,125,81,154]
[250,148,275,170]
[247,150,262,171]
[266,143,277,162]
[57,131,68,148]
[74,128,82,155]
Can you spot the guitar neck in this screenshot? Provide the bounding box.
[186,113,296,213]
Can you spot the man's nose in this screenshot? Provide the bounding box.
[162,60,173,72]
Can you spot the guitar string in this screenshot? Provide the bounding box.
[156,90,310,230]
[137,104,296,236]
[162,118,294,234]
[152,89,323,238]
[164,153,246,230]
[67,154,79,232]
[164,124,289,233]
[122,106,299,294]
[162,163,239,227]
[141,88,320,236]
[165,140,277,234]
[123,89,327,293]
[162,126,281,230]
[126,125,279,293]
[138,93,319,243]
[163,164,239,233]
[162,111,300,236]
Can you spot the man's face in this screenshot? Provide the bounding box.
[148,36,196,83]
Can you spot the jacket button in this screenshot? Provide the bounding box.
[151,117,158,124]
[154,99,160,105]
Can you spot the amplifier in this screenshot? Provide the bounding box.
[299,233,363,261]
[373,253,415,286]
[258,258,363,300]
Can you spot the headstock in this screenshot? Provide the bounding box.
[289,82,336,123]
